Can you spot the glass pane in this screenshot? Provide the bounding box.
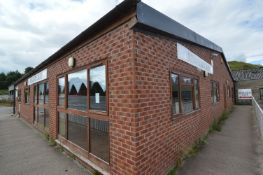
[44,109,49,129]
[194,79,199,109]
[182,85,193,113]
[90,119,109,162]
[34,86,37,104]
[34,107,38,123]
[182,77,192,85]
[59,112,66,138]
[260,89,263,99]
[39,84,45,104]
[38,108,45,127]
[45,83,49,104]
[68,115,88,150]
[68,70,87,111]
[90,65,106,111]
[58,77,65,106]
[171,74,180,114]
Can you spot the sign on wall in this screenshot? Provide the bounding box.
[177,43,213,74]
[238,89,252,99]
[28,69,47,85]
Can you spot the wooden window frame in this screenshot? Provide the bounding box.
[24,86,30,104]
[57,59,109,121]
[56,60,109,163]
[170,71,200,117]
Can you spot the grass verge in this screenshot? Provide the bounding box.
[167,108,233,175]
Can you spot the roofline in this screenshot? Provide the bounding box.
[15,0,233,84]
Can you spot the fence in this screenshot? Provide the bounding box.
[252,97,263,139]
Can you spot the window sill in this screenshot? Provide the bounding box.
[171,109,201,120]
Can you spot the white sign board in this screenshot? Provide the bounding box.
[238,89,252,99]
[177,43,213,74]
[28,69,47,85]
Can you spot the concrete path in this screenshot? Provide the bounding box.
[0,107,90,175]
[178,105,263,175]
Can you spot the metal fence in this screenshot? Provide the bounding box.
[252,97,263,139]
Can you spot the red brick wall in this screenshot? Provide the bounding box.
[15,20,233,175]
[16,22,138,175]
[133,30,233,174]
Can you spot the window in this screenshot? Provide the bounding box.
[68,70,87,111]
[89,65,107,112]
[57,62,109,163]
[260,88,263,100]
[38,108,45,127]
[45,83,49,104]
[68,115,89,150]
[171,74,180,114]
[171,73,200,115]
[39,83,45,104]
[17,89,21,102]
[181,77,193,113]
[44,109,49,129]
[58,77,65,107]
[211,81,219,103]
[59,112,67,138]
[90,119,109,162]
[34,85,38,104]
[24,87,30,104]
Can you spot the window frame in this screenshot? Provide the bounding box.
[170,71,200,117]
[57,60,109,119]
[24,86,30,104]
[32,79,49,131]
[56,60,109,164]
[211,81,220,104]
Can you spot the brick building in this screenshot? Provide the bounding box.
[232,69,263,105]
[14,0,234,174]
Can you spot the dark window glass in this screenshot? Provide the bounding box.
[34,107,38,123]
[38,108,45,127]
[211,81,219,103]
[68,70,87,111]
[194,79,200,109]
[171,73,180,114]
[58,77,65,106]
[59,112,67,138]
[181,84,193,113]
[45,83,49,104]
[68,115,88,150]
[260,88,263,100]
[34,85,38,104]
[90,119,109,162]
[17,90,21,102]
[89,65,106,111]
[24,87,30,104]
[39,83,45,104]
[44,109,49,129]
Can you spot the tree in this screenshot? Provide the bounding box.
[24,67,34,74]
[0,73,7,89]
[5,71,22,86]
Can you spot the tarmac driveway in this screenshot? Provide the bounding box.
[0,107,90,175]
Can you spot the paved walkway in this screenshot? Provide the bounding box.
[178,105,263,175]
[0,107,90,175]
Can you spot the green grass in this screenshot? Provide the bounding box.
[167,108,233,175]
[0,89,8,95]
[0,99,12,107]
[228,61,260,71]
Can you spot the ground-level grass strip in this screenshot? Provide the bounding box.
[167,107,234,175]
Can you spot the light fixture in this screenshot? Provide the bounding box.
[68,57,75,68]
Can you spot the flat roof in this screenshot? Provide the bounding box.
[15,0,232,84]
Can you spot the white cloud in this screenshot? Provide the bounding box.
[0,0,262,73]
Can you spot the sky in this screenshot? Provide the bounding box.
[0,0,263,73]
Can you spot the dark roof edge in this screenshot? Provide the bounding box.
[135,2,233,81]
[136,2,223,53]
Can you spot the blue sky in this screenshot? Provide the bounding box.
[0,0,262,73]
